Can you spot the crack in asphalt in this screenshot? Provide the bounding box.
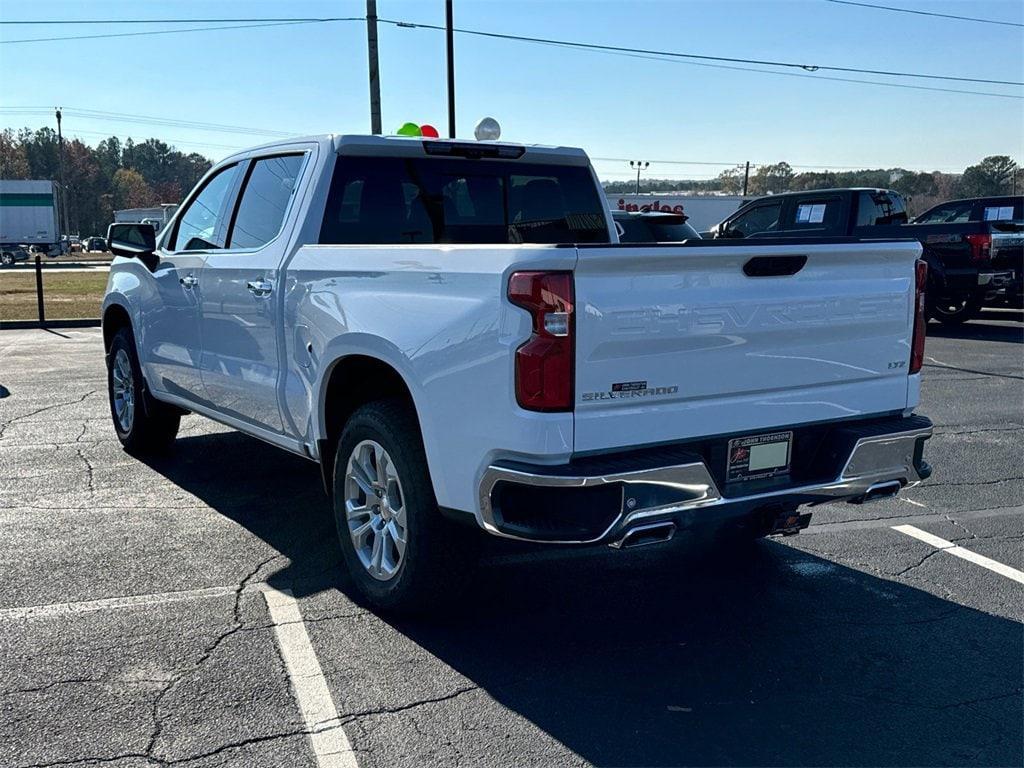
[944,512,978,541]
[335,684,481,724]
[933,425,1024,437]
[925,476,1024,488]
[893,548,944,578]
[922,360,1024,382]
[139,553,287,767]
[17,729,311,768]
[0,390,98,441]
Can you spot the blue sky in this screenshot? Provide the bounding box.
[1,0,1021,182]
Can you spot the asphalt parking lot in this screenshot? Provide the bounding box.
[1,314,1021,768]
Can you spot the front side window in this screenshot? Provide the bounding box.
[320,156,609,245]
[228,154,305,249]
[724,201,783,238]
[170,164,239,251]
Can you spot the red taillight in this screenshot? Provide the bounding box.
[964,233,991,263]
[508,271,574,411]
[910,259,928,374]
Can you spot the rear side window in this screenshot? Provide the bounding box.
[856,191,907,226]
[228,154,305,249]
[319,156,609,245]
[982,204,1017,221]
[789,197,844,232]
[169,163,240,251]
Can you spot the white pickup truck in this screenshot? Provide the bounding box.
[102,134,933,610]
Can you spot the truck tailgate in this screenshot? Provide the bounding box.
[572,241,921,453]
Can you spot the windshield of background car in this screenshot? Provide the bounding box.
[320,156,610,244]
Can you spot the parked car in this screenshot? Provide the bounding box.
[612,209,701,242]
[101,134,933,612]
[706,188,1018,324]
[83,236,107,253]
[0,246,29,266]
[912,196,1023,312]
[62,235,83,253]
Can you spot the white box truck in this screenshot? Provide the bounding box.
[0,180,62,257]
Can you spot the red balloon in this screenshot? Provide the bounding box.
[420,124,440,138]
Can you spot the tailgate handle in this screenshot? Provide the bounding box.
[743,255,807,277]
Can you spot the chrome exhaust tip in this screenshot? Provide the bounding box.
[610,522,676,550]
[852,480,902,505]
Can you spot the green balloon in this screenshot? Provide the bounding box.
[397,122,421,136]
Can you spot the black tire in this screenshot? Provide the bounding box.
[331,399,478,613]
[927,293,982,325]
[1,252,13,267]
[107,327,180,454]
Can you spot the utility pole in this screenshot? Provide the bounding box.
[742,161,750,197]
[55,107,70,237]
[629,160,649,196]
[445,0,456,138]
[366,0,382,134]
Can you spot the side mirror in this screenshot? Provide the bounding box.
[107,222,156,259]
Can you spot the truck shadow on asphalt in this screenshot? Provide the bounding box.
[927,314,1023,344]
[145,431,1023,767]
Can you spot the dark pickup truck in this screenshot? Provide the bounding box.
[705,188,1024,324]
[913,196,1023,315]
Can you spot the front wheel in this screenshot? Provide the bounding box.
[332,399,478,613]
[107,327,180,454]
[0,252,13,267]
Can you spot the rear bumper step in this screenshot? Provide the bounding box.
[478,415,933,545]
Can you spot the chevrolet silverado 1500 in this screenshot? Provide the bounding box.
[102,134,933,611]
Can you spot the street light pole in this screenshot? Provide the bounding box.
[445,0,456,138]
[629,160,649,196]
[55,107,70,238]
[366,0,382,134]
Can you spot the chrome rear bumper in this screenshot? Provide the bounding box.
[478,416,933,545]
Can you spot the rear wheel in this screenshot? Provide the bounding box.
[107,327,180,454]
[332,399,478,613]
[1,252,13,267]
[928,293,982,325]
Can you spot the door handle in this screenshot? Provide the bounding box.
[246,278,274,298]
[179,274,198,289]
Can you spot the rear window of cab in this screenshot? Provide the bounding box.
[319,156,610,245]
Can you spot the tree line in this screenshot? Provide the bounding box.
[0,127,212,237]
[1,125,1020,234]
[603,156,1022,215]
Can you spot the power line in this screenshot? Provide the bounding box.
[0,18,359,45]
[0,14,1019,87]
[0,17,346,24]
[379,18,1024,87]
[556,43,1022,100]
[824,0,1024,28]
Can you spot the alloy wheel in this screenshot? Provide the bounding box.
[111,349,135,433]
[344,439,408,581]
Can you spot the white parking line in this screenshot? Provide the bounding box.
[0,585,240,621]
[262,586,359,768]
[892,524,1024,585]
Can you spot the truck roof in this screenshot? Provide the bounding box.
[226,134,592,167]
[755,187,898,198]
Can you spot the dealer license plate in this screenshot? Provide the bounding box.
[726,431,793,483]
